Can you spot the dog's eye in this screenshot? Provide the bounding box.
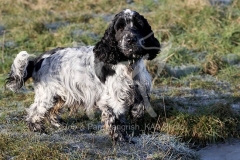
[114,24,124,31]
[117,25,124,31]
[115,18,126,31]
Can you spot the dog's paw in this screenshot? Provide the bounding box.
[112,131,128,142]
[49,116,64,128]
[28,121,46,133]
[111,125,133,144]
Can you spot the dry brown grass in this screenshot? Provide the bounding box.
[185,0,210,7]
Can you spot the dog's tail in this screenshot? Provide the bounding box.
[5,51,34,92]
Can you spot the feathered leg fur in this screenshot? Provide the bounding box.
[26,84,57,132]
[46,97,65,128]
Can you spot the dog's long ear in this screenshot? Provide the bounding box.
[93,14,123,64]
[139,15,160,60]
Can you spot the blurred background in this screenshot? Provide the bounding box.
[0,0,240,86]
[0,0,239,81]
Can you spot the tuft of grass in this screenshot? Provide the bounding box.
[147,102,240,145]
[218,66,240,87]
[202,54,225,75]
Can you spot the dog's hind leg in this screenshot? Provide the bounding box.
[26,86,56,132]
[47,97,65,128]
[26,103,49,132]
[102,108,129,143]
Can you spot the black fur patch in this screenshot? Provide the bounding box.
[34,59,44,72]
[94,58,115,83]
[24,61,34,81]
[137,14,160,60]
[93,13,128,64]
[34,47,64,72]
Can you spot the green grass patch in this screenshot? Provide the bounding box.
[218,66,240,86]
[189,79,219,90]
[0,134,68,159]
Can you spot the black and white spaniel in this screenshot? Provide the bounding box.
[6,9,160,142]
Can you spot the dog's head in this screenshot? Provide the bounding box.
[93,9,160,64]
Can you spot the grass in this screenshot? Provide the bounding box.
[0,134,68,160]
[148,101,240,146]
[1,0,240,159]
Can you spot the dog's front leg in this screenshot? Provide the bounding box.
[97,96,129,143]
[101,107,129,143]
